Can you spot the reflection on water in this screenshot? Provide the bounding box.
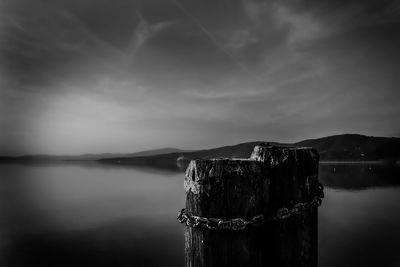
[0,162,399,267]
[319,163,400,267]
[319,187,400,267]
[0,162,184,267]
[319,163,400,190]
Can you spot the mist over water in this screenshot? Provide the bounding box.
[1,162,400,267]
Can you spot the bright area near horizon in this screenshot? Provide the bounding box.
[1,0,400,155]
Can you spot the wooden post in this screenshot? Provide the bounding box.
[250,145,320,267]
[184,158,269,267]
[183,145,320,267]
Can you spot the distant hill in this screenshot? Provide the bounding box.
[295,134,400,161]
[0,148,187,162]
[127,147,189,157]
[99,141,265,167]
[2,134,399,166]
[99,134,400,168]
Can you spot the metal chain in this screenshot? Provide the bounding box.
[177,183,324,231]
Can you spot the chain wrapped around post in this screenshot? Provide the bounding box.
[177,182,324,231]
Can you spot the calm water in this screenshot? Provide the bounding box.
[0,162,400,267]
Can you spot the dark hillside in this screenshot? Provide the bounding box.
[99,134,400,168]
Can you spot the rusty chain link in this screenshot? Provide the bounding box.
[177,182,324,230]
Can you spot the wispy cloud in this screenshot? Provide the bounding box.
[129,13,175,55]
[58,8,125,57]
[1,0,400,154]
[273,5,323,46]
[223,29,259,50]
[242,0,268,22]
[172,0,262,81]
[181,87,271,101]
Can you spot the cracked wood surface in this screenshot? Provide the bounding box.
[184,145,320,267]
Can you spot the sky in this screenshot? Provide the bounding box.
[1,0,400,155]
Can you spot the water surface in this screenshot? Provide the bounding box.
[0,162,399,266]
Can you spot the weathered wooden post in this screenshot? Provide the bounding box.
[178,144,323,267]
[250,144,321,267]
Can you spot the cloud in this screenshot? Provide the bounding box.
[1,0,400,154]
[181,87,270,101]
[242,0,268,22]
[273,5,323,46]
[0,0,126,92]
[224,29,259,50]
[129,13,175,54]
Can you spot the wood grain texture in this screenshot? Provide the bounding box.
[185,159,269,267]
[184,145,320,267]
[251,145,319,267]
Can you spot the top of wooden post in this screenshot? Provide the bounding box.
[250,144,319,167]
[184,158,264,195]
[184,158,268,219]
[184,144,320,218]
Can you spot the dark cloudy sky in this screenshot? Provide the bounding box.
[1,0,400,155]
